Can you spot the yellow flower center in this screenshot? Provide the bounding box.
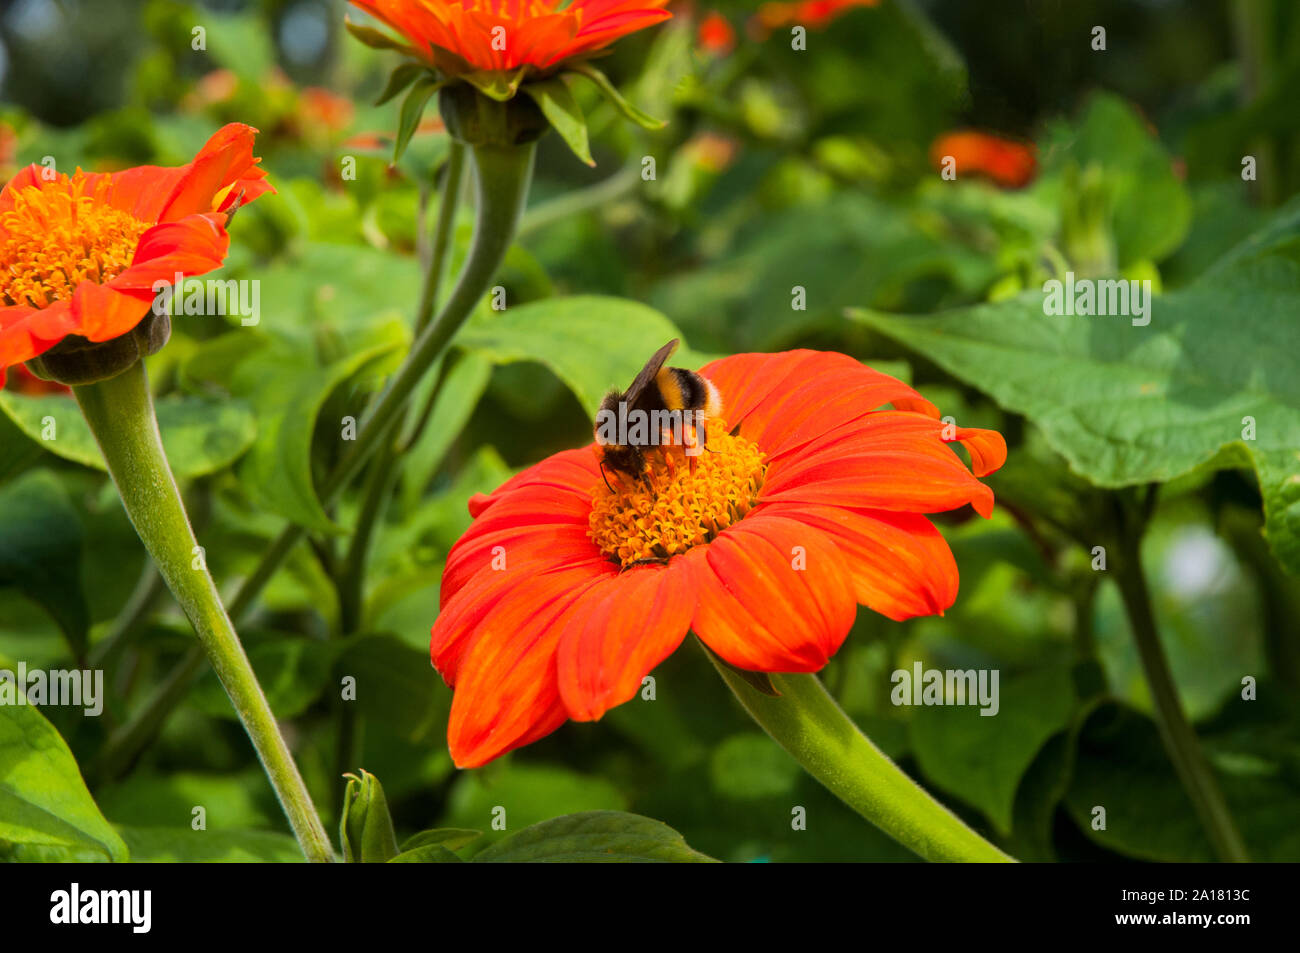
[588,422,767,569]
[0,174,150,308]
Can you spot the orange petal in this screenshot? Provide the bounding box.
[157,123,268,223]
[70,281,154,343]
[446,571,610,768]
[688,515,856,672]
[556,559,695,721]
[754,501,958,620]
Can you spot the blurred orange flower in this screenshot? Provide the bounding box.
[697,11,736,55]
[430,349,1006,767]
[930,129,1038,189]
[755,0,878,34]
[349,0,672,74]
[0,124,271,386]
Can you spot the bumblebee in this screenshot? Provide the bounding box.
[594,338,722,488]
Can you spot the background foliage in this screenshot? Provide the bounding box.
[1,0,1297,862]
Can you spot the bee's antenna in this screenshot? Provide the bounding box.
[599,460,614,493]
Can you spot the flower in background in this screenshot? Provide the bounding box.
[348,1,674,164]
[299,87,355,135]
[753,0,879,35]
[349,0,671,76]
[929,129,1038,189]
[697,11,736,56]
[4,363,69,396]
[430,349,1006,767]
[0,124,271,387]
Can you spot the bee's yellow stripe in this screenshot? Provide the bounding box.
[656,367,685,410]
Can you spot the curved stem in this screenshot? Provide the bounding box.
[74,361,334,862]
[101,141,536,773]
[1113,532,1251,862]
[706,646,1014,863]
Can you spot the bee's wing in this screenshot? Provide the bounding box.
[622,338,679,406]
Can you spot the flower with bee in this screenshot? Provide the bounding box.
[431,345,1006,768]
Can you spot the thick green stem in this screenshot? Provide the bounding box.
[707,647,1014,863]
[1113,533,1251,862]
[100,141,535,773]
[74,361,334,862]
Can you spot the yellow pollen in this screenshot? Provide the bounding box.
[588,422,767,569]
[0,174,150,308]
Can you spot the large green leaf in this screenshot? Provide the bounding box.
[0,391,257,480]
[0,472,89,655]
[455,296,687,414]
[0,701,128,862]
[472,811,717,863]
[908,666,1076,835]
[1064,700,1300,862]
[850,201,1300,574]
[117,826,303,862]
[232,329,405,534]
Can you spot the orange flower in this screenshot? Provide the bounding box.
[755,0,878,33]
[930,130,1038,189]
[697,11,736,56]
[430,350,1006,767]
[0,124,271,386]
[349,0,672,74]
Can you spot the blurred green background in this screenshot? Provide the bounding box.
[1,0,1298,863]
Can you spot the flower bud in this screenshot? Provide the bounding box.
[339,769,399,863]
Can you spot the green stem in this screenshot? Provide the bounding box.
[74,361,334,863]
[706,646,1014,863]
[337,142,467,635]
[99,141,536,774]
[1113,532,1251,862]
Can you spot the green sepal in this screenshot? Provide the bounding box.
[395,76,445,164]
[339,769,399,863]
[568,62,665,130]
[696,638,779,696]
[461,65,530,102]
[376,62,428,106]
[522,76,595,166]
[344,19,419,56]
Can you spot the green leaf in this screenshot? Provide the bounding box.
[1049,93,1191,267]
[909,666,1076,835]
[232,331,405,535]
[117,826,304,862]
[344,18,417,56]
[849,200,1300,574]
[340,770,399,863]
[523,77,594,166]
[461,66,529,102]
[569,63,665,130]
[472,811,717,863]
[1064,701,1300,862]
[395,76,443,164]
[0,391,257,480]
[0,701,129,862]
[389,843,463,862]
[0,472,89,656]
[455,295,686,414]
[399,828,481,852]
[376,63,427,106]
[398,350,493,515]
[332,635,447,738]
